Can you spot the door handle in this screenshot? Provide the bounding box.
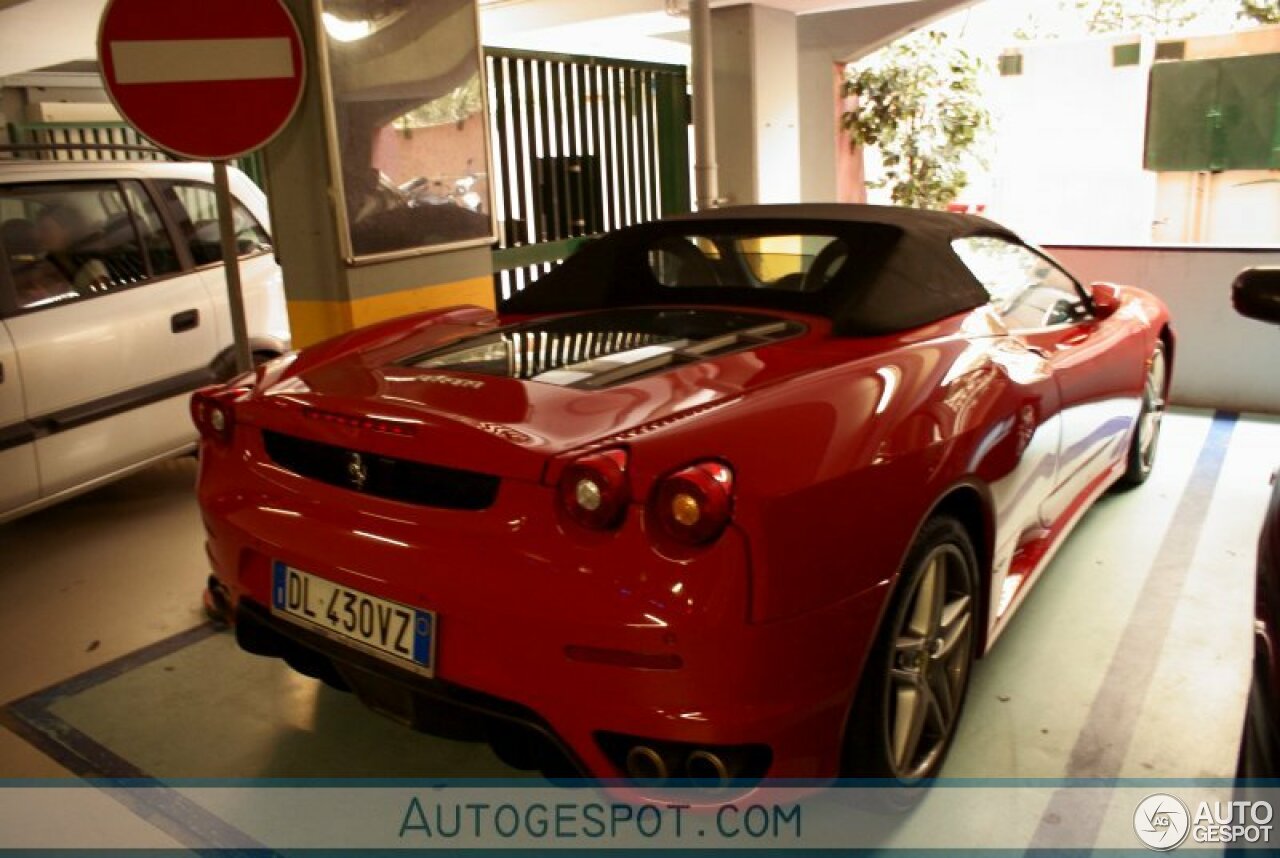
[171,309,200,333]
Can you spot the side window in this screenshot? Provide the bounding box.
[158,181,272,266]
[0,182,148,311]
[952,237,1088,330]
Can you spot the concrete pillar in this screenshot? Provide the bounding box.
[797,47,845,203]
[794,0,978,203]
[264,0,495,349]
[710,4,800,206]
[690,0,720,210]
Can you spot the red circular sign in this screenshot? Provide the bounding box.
[98,0,306,161]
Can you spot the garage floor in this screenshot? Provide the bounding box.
[0,407,1276,783]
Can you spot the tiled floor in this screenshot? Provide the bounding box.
[0,409,1276,784]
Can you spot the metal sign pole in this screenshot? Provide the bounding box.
[213,160,253,375]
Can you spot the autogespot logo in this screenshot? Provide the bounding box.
[1134,794,1191,851]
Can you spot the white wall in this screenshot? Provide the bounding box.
[1153,170,1280,245]
[982,37,1158,244]
[1046,245,1280,414]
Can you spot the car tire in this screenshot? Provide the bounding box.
[211,348,282,383]
[842,515,978,785]
[1118,341,1168,488]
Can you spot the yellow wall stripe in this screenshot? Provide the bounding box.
[286,276,495,349]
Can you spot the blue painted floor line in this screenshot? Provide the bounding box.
[0,623,272,854]
[1028,411,1240,852]
[2,622,218,779]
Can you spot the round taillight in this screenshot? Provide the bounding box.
[557,448,630,531]
[190,387,236,445]
[209,407,227,434]
[651,461,735,546]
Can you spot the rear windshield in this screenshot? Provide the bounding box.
[499,219,911,331]
[648,233,849,293]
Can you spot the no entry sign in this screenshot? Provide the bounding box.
[98,0,306,160]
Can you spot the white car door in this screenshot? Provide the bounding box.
[0,319,38,517]
[0,179,216,499]
[153,177,291,364]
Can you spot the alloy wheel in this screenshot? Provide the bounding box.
[1138,347,1167,469]
[886,544,974,781]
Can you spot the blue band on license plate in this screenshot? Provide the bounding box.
[413,613,433,665]
[272,562,287,611]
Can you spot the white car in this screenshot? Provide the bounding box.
[0,160,291,523]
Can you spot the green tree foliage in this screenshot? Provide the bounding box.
[1240,0,1280,24]
[1013,0,1239,40]
[1070,0,1204,34]
[396,78,483,130]
[842,31,989,210]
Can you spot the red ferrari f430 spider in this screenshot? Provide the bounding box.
[194,204,1172,786]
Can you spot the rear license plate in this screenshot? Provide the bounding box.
[271,562,435,675]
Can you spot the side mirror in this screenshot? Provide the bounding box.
[1089,282,1123,319]
[1233,267,1280,326]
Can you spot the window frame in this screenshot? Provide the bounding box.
[119,179,186,282]
[0,230,17,320]
[952,235,1095,333]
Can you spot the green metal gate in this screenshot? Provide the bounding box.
[4,120,268,187]
[486,48,691,300]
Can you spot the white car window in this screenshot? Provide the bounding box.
[0,182,153,311]
[158,181,272,267]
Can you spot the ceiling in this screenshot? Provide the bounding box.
[481,0,971,65]
[0,0,960,82]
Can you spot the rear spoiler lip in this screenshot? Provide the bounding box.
[540,395,744,487]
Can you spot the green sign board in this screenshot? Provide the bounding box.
[1145,53,1280,172]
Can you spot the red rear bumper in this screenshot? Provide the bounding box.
[198,431,889,779]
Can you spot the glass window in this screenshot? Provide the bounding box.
[122,182,181,277]
[952,237,1088,329]
[648,234,849,292]
[0,182,148,311]
[158,181,272,266]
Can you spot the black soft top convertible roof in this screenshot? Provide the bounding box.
[503,203,1020,335]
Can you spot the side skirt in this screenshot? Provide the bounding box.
[983,457,1126,651]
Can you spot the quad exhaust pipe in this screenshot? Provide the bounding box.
[204,576,231,623]
[624,745,735,787]
[685,749,731,785]
[625,745,674,781]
